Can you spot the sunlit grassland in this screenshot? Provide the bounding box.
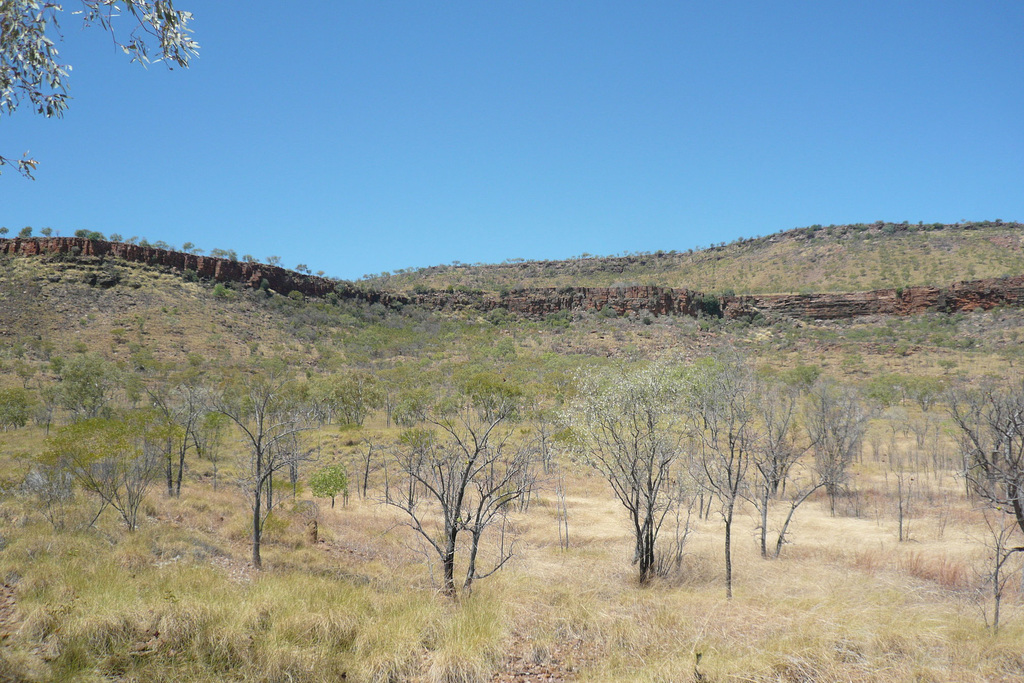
[2,245,1024,681]
[364,224,1024,296]
[0,418,1022,681]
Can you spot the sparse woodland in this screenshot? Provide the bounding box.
[1,233,1024,682]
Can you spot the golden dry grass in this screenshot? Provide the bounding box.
[1,412,1023,682]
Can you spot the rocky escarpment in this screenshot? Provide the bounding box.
[0,237,338,297]
[405,278,1024,321]
[723,276,1024,320]
[3,237,1024,322]
[406,285,703,317]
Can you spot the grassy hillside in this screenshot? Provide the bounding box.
[361,220,1024,295]
[2,235,1024,681]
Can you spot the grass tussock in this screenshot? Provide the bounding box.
[0,426,1022,681]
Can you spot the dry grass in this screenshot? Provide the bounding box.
[1,411,1023,682]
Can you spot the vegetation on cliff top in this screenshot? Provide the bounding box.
[359,220,1024,295]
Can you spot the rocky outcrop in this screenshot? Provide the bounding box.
[721,276,1024,320]
[4,237,1024,322]
[485,286,699,317]
[0,237,337,297]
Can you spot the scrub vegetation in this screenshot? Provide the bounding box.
[361,220,1024,295]
[0,229,1023,682]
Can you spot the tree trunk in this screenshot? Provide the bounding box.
[252,485,263,569]
[724,501,734,599]
[639,521,655,584]
[464,530,482,593]
[166,446,174,497]
[252,450,264,569]
[759,486,770,559]
[442,533,458,596]
[175,444,186,496]
[993,555,1002,636]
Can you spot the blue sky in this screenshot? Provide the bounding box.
[2,2,1022,280]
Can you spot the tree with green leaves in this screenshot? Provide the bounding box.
[52,353,120,421]
[0,386,33,430]
[1,1,199,177]
[43,410,164,531]
[309,463,348,508]
[310,370,385,427]
[565,362,688,585]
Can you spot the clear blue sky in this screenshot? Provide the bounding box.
[2,2,1022,280]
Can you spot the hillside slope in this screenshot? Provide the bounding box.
[361,221,1024,294]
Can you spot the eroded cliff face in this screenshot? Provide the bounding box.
[0,237,337,297]
[721,276,1024,320]
[3,237,1023,322]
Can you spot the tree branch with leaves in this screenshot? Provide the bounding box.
[1,0,198,177]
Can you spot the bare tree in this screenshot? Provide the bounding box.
[24,463,75,530]
[565,362,687,585]
[976,509,1024,636]
[750,381,822,558]
[147,371,207,497]
[947,379,1024,535]
[805,381,869,516]
[684,356,756,598]
[194,412,228,491]
[213,363,310,569]
[385,380,532,596]
[555,472,570,551]
[358,438,381,498]
[886,442,916,543]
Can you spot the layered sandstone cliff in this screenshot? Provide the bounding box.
[3,237,1023,322]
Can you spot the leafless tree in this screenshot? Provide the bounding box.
[213,363,311,569]
[653,477,695,576]
[947,379,1024,536]
[358,438,381,498]
[976,509,1024,636]
[885,442,916,542]
[147,372,207,497]
[564,362,687,585]
[805,381,869,516]
[684,356,756,599]
[385,383,532,596]
[24,463,75,530]
[555,472,570,551]
[749,381,822,558]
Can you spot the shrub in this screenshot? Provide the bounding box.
[309,464,349,508]
[0,387,33,430]
[697,293,721,317]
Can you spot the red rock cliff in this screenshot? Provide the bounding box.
[4,237,1024,321]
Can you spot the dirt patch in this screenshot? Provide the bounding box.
[0,583,17,643]
[491,632,599,682]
